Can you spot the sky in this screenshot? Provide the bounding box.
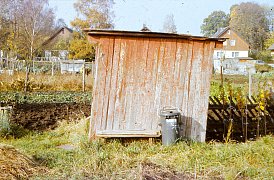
[48,0,274,36]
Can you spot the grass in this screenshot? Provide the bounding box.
[0,72,93,91]
[1,118,273,179]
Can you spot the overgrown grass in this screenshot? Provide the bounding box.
[0,118,273,179]
[0,72,93,91]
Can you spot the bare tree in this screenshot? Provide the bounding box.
[264,5,274,32]
[162,14,177,33]
[17,0,55,59]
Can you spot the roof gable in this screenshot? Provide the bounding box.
[211,27,230,38]
[42,27,73,46]
[212,27,250,49]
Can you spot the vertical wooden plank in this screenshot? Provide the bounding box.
[133,38,150,130]
[174,40,189,137]
[113,38,128,130]
[146,39,161,131]
[189,40,204,141]
[160,39,172,108]
[127,37,147,130]
[159,39,169,108]
[90,37,111,138]
[106,38,121,130]
[143,38,158,131]
[196,41,215,142]
[181,40,193,138]
[186,40,215,142]
[166,39,178,107]
[100,38,114,131]
[172,40,181,106]
[153,39,166,130]
[96,39,108,132]
[89,45,101,140]
[123,38,138,130]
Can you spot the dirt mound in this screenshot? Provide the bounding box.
[0,144,46,179]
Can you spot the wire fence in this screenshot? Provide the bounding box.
[0,58,94,76]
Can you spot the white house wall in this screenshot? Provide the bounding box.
[213,50,248,59]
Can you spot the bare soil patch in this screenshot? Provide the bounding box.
[9,103,91,131]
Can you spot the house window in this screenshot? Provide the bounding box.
[230,40,236,46]
[223,40,227,46]
[227,30,230,35]
[217,52,224,59]
[232,52,239,57]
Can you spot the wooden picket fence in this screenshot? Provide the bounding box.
[207,96,274,142]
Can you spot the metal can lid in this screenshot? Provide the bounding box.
[160,108,180,116]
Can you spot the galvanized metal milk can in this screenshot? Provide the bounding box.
[159,107,181,146]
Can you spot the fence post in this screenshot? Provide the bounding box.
[24,64,29,92]
[51,61,54,76]
[82,62,86,92]
[248,69,252,98]
[0,106,12,134]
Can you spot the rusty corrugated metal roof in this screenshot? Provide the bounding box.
[84,29,226,42]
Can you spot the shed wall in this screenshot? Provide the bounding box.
[89,36,216,142]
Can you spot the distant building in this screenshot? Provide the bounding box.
[212,27,250,59]
[211,27,255,75]
[40,27,73,60]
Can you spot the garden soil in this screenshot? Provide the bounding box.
[9,103,91,131]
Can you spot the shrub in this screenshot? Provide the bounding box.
[255,64,273,73]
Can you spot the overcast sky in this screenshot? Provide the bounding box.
[48,0,274,35]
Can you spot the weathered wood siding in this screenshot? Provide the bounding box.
[87,31,222,142]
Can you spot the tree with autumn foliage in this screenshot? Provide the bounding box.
[229,2,269,52]
[0,0,56,59]
[69,0,114,61]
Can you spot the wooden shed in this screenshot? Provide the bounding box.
[85,30,224,142]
